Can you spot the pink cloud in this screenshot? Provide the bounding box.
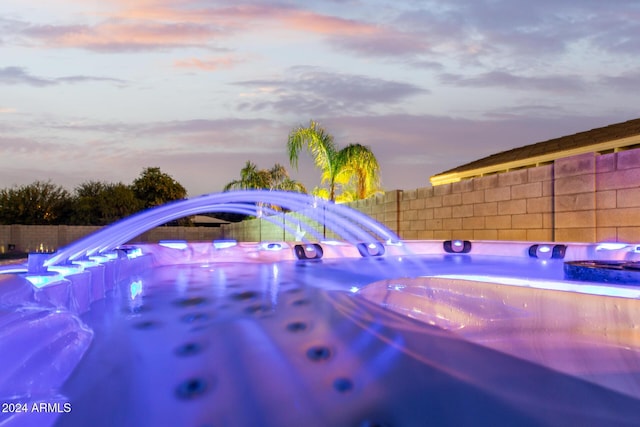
[282,10,377,36]
[174,55,243,71]
[19,2,424,57]
[33,21,219,51]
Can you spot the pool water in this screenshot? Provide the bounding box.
[47,251,640,427]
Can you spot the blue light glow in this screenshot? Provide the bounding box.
[159,240,189,250]
[214,240,237,249]
[49,265,84,275]
[596,243,629,251]
[320,240,343,246]
[72,260,99,268]
[126,248,143,259]
[25,273,64,288]
[130,280,143,299]
[433,274,640,299]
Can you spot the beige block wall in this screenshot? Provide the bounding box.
[0,224,223,253]
[595,149,640,242]
[384,166,555,242]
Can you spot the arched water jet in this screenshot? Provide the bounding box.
[44,191,400,266]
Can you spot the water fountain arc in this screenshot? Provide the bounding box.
[44,190,400,266]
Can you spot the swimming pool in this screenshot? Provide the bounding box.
[1,191,639,426]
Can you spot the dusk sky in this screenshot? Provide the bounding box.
[1,0,639,197]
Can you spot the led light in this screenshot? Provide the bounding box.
[320,240,343,246]
[214,240,237,249]
[49,265,84,275]
[596,243,629,251]
[261,242,282,251]
[159,240,188,250]
[25,273,64,288]
[130,280,142,299]
[125,248,143,259]
[536,245,553,260]
[72,260,99,268]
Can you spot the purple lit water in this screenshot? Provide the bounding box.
[51,253,640,427]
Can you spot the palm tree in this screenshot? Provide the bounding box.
[224,161,307,193]
[223,161,268,191]
[287,120,381,201]
[224,161,306,215]
[287,120,341,201]
[338,143,381,200]
[266,164,307,193]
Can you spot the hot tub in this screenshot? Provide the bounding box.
[1,191,639,427]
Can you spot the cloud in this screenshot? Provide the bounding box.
[174,55,244,71]
[440,70,587,93]
[22,21,220,52]
[0,66,53,86]
[7,3,431,59]
[0,66,126,87]
[234,66,428,115]
[599,69,640,92]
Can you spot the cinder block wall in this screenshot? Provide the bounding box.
[595,149,640,242]
[0,225,223,253]
[396,165,555,241]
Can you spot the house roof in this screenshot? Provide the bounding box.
[430,118,640,185]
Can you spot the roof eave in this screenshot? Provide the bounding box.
[430,133,640,186]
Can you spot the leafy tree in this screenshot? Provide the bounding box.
[224,161,306,193]
[266,163,308,193]
[0,181,72,225]
[131,167,187,209]
[337,143,382,200]
[287,120,381,201]
[224,161,306,215]
[71,181,142,225]
[224,161,269,191]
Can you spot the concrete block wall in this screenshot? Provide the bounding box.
[395,166,555,241]
[0,225,223,253]
[554,153,596,242]
[595,149,640,242]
